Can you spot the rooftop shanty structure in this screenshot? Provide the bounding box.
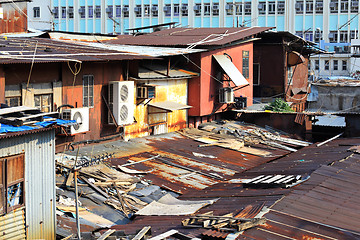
[0,106,73,240]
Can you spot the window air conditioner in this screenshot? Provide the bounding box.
[163,6,171,12]
[78,8,85,14]
[194,5,201,11]
[52,8,58,14]
[68,8,74,13]
[181,5,188,11]
[329,2,336,7]
[106,7,112,13]
[61,107,89,135]
[315,2,323,8]
[108,81,135,125]
[226,4,233,10]
[258,3,264,10]
[352,1,359,7]
[94,8,101,13]
[152,6,158,11]
[134,7,141,13]
[219,87,234,104]
[122,7,129,12]
[212,4,219,10]
[137,86,156,99]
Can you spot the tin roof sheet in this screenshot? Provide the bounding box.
[0,37,154,64]
[148,101,192,111]
[107,27,273,47]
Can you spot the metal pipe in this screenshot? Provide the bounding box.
[74,147,81,240]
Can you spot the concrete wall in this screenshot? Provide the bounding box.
[27,0,52,31]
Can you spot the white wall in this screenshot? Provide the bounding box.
[27,0,52,31]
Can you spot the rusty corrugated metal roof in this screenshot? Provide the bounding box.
[107,27,274,47]
[0,37,154,64]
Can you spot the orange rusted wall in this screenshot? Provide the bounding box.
[0,3,28,33]
[285,57,309,104]
[61,61,124,142]
[188,42,253,117]
[125,78,188,139]
[0,65,5,103]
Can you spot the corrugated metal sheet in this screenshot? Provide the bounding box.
[213,55,248,87]
[0,207,26,240]
[0,130,56,240]
[107,27,273,47]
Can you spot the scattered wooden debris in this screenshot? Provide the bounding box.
[182,212,266,232]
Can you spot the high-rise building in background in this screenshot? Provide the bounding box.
[27,0,360,77]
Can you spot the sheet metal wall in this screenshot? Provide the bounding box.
[0,3,27,33]
[0,130,56,240]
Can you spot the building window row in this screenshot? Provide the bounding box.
[296,30,357,43]
[226,2,252,15]
[323,59,347,71]
[258,1,285,15]
[296,0,359,14]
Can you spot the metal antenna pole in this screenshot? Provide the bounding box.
[74,147,81,240]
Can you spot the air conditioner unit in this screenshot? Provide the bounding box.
[52,8,58,14]
[315,2,323,8]
[122,7,129,12]
[108,81,135,125]
[226,4,233,10]
[61,107,89,135]
[94,8,101,13]
[152,6,158,11]
[219,87,234,103]
[329,2,336,7]
[352,1,359,7]
[194,5,201,11]
[137,86,156,99]
[258,3,265,10]
[295,2,302,9]
[134,7,141,13]
[212,4,219,10]
[163,6,171,12]
[181,5,188,11]
[106,7,112,13]
[78,8,85,14]
[68,8,74,13]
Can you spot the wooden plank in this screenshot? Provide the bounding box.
[65,172,74,188]
[148,230,178,240]
[17,111,59,121]
[235,218,266,231]
[79,176,110,199]
[132,226,151,240]
[0,106,38,116]
[98,229,116,240]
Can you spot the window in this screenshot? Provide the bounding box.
[306,0,314,13]
[329,31,338,42]
[242,51,250,79]
[342,60,347,70]
[115,5,121,17]
[0,154,25,215]
[204,3,210,16]
[34,94,52,113]
[53,7,59,19]
[194,3,201,16]
[181,4,188,16]
[68,6,74,18]
[144,4,150,17]
[304,32,313,41]
[106,5,113,18]
[164,4,171,17]
[333,60,338,70]
[278,1,285,14]
[213,3,220,15]
[295,31,304,38]
[226,3,234,15]
[324,60,330,70]
[350,30,357,39]
[79,6,85,18]
[244,2,251,15]
[258,2,266,15]
[315,60,319,70]
[339,31,348,42]
[174,4,180,16]
[330,0,338,13]
[5,97,20,107]
[83,75,94,107]
[61,7,66,18]
[315,0,323,13]
[268,2,276,14]
[95,5,101,18]
[253,64,260,85]
[351,0,359,12]
[152,5,158,17]
[123,5,129,18]
[134,5,141,17]
[33,7,40,18]
[295,1,304,14]
[340,0,349,13]
[88,6,93,18]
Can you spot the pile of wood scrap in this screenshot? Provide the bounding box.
[55,154,149,218]
[180,121,310,156]
[182,212,266,232]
